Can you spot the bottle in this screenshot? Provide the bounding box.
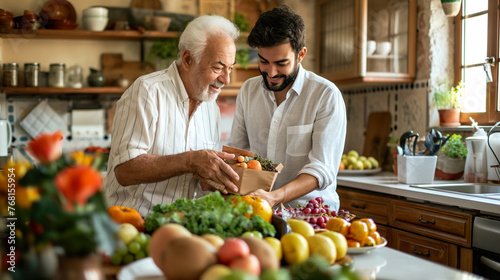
[2,63,19,87]
[49,63,66,88]
[24,62,40,87]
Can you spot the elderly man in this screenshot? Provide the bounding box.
[106,15,240,215]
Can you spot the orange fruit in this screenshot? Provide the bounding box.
[360,218,377,235]
[247,160,262,170]
[361,236,376,247]
[339,161,346,170]
[325,217,351,236]
[370,231,381,244]
[237,156,245,162]
[346,239,360,248]
[349,220,369,242]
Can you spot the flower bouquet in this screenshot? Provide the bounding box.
[0,131,117,280]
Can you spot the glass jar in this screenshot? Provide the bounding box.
[49,63,66,88]
[2,63,19,87]
[24,62,40,87]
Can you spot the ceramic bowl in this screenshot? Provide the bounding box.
[375,41,391,56]
[153,16,172,32]
[82,7,108,17]
[367,40,376,55]
[83,16,108,31]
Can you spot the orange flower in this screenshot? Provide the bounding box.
[54,165,102,208]
[25,131,64,164]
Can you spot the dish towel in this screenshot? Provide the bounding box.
[20,100,67,138]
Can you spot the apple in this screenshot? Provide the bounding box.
[116,223,139,244]
[218,238,250,265]
[229,254,261,276]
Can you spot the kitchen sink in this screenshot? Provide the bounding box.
[410,183,500,195]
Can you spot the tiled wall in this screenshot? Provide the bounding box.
[342,79,429,152]
[4,97,113,159]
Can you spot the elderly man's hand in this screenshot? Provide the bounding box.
[190,150,239,193]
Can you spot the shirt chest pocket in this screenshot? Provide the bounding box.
[286,124,313,157]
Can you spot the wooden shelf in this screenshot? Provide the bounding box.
[3,87,126,96]
[0,29,181,41]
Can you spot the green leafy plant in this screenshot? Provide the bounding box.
[146,38,180,69]
[433,81,464,109]
[236,47,249,69]
[233,12,250,32]
[441,134,467,159]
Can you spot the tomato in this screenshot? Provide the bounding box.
[237,156,245,163]
[247,160,262,170]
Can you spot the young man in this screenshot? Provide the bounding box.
[106,15,240,216]
[228,5,347,211]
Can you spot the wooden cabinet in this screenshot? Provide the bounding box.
[392,229,459,267]
[337,186,475,271]
[315,0,416,86]
[337,187,392,225]
[391,200,473,247]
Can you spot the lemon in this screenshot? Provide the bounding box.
[306,234,336,265]
[347,150,359,159]
[319,231,348,261]
[281,232,309,265]
[264,236,282,260]
[287,219,315,238]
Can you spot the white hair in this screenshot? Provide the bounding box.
[178,15,240,65]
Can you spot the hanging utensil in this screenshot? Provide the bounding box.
[408,132,419,156]
[424,129,436,155]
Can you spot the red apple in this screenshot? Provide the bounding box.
[217,238,250,265]
[229,254,261,276]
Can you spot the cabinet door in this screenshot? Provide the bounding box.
[393,229,459,268]
[315,0,416,85]
[391,200,473,247]
[337,187,391,225]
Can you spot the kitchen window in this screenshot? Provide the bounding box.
[455,0,500,124]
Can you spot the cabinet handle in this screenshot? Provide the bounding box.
[418,216,435,224]
[412,247,430,257]
[351,203,366,210]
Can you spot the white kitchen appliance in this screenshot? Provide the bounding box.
[0,120,12,157]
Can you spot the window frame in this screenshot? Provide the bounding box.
[454,0,500,124]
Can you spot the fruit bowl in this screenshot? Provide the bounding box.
[347,237,387,254]
[338,167,382,175]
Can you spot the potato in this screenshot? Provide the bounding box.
[241,236,280,270]
[161,235,217,280]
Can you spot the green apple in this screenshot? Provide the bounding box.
[116,223,139,245]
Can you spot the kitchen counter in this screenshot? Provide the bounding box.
[337,172,500,216]
[114,247,485,280]
[349,246,484,280]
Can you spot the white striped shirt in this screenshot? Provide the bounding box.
[228,64,346,211]
[105,62,221,216]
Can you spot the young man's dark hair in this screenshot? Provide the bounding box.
[247,5,306,56]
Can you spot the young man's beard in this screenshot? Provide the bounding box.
[260,61,299,92]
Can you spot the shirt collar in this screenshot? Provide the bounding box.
[168,61,190,102]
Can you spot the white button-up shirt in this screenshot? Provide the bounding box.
[228,64,346,211]
[105,63,221,216]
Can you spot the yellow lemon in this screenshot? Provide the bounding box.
[281,232,309,265]
[319,231,348,261]
[287,219,315,238]
[264,236,282,260]
[306,234,337,265]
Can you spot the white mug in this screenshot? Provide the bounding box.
[0,120,12,156]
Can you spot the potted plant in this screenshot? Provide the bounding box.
[146,37,180,71]
[435,133,467,179]
[433,81,464,127]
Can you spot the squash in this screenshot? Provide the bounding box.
[107,205,145,232]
